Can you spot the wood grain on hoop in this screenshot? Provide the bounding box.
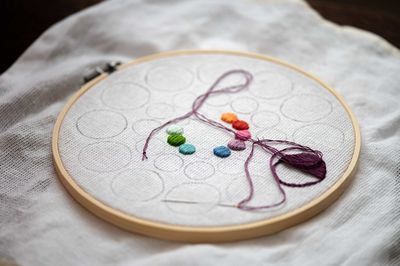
[52,50,361,243]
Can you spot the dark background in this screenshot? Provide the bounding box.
[1,0,399,74]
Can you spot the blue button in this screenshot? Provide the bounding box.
[213,146,231,158]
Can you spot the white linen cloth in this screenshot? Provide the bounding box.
[0,0,399,265]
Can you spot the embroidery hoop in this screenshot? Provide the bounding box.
[52,50,361,242]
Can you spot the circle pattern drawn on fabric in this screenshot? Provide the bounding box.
[280,94,332,122]
[251,110,280,129]
[175,117,191,126]
[226,175,281,205]
[217,159,244,175]
[173,92,197,109]
[154,153,184,172]
[79,141,131,172]
[102,82,150,110]
[197,61,241,85]
[246,145,270,164]
[195,147,212,159]
[135,138,165,156]
[250,72,293,99]
[231,97,259,114]
[256,128,288,141]
[293,123,345,150]
[146,65,194,91]
[132,119,162,136]
[111,169,164,201]
[165,183,220,215]
[146,103,174,119]
[184,161,215,180]
[206,94,232,107]
[76,110,127,139]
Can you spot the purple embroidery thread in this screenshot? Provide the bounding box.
[142,69,327,210]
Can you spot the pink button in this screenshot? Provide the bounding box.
[235,130,251,141]
[228,139,246,151]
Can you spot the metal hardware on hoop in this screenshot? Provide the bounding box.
[83,61,122,83]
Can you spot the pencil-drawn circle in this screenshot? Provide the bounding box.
[247,145,270,164]
[165,183,220,215]
[172,92,197,109]
[256,128,288,141]
[206,94,232,107]
[250,72,293,99]
[79,142,131,172]
[76,110,127,139]
[184,161,215,180]
[226,177,249,202]
[226,175,281,205]
[132,119,162,136]
[231,97,259,114]
[293,123,345,150]
[217,159,244,175]
[281,94,332,122]
[102,82,150,110]
[146,65,193,91]
[111,169,164,201]
[198,61,241,85]
[251,110,280,129]
[175,117,191,126]
[154,153,184,172]
[135,138,165,156]
[195,147,212,159]
[146,103,174,119]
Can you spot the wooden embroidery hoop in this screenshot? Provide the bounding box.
[52,50,361,243]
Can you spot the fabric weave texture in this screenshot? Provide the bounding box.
[0,0,399,265]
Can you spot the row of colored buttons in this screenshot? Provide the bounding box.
[214,112,252,158]
[166,125,196,155]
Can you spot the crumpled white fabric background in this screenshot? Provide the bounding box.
[0,0,399,265]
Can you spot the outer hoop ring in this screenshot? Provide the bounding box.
[52,50,361,243]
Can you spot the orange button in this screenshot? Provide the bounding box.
[221,112,238,123]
